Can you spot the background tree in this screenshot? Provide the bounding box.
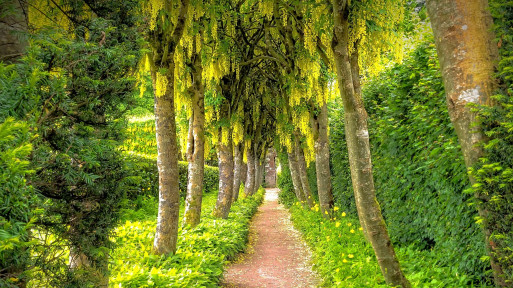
[143,0,189,255]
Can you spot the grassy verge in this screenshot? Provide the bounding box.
[109,188,264,287]
[287,200,493,287]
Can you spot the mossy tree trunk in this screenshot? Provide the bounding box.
[213,106,234,219]
[150,0,190,255]
[313,102,334,218]
[331,0,410,286]
[232,143,243,202]
[287,150,305,203]
[183,53,205,227]
[244,145,256,196]
[426,1,507,285]
[295,133,314,208]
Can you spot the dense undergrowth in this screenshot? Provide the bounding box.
[109,188,264,287]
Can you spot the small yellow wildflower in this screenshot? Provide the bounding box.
[350,229,355,233]
[315,206,319,212]
[343,259,348,263]
[348,254,354,259]
[325,210,329,215]
[335,222,341,228]
[334,206,339,211]
[342,212,346,217]
[347,222,352,227]
[359,227,363,231]
[336,268,340,273]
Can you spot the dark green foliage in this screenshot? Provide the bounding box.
[0,119,34,287]
[327,41,489,281]
[0,2,143,284]
[468,1,513,282]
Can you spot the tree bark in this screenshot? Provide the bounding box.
[150,0,190,255]
[213,125,234,219]
[425,1,506,285]
[331,0,410,287]
[244,145,256,196]
[253,156,262,193]
[241,162,247,185]
[183,54,205,227]
[287,151,306,203]
[295,134,314,208]
[232,143,243,202]
[152,71,180,254]
[0,0,28,62]
[314,103,334,218]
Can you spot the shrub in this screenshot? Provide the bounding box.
[0,118,35,287]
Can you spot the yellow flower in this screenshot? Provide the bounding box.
[359,227,363,231]
[347,222,352,227]
[348,254,354,259]
[343,259,348,263]
[350,229,355,233]
[325,210,329,215]
[315,206,319,212]
[336,268,340,273]
[335,222,341,228]
[334,206,339,211]
[9,278,18,282]
[342,212,346,217]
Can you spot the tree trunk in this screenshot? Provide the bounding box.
[213,126,234,218]
[241,162,247,185]
[150,0,189,256]
[183,54,205,227]
[0,0,28,62]
[69,216,109,287]
[295,135,314,208]
[425,1,506,285]
[287,151,306,203]
[232,143,243,202]
[152,70,180,254]
[315,103,334,218]
[244,146,256,196]
[331,1,410,286]
[253,156,261,193]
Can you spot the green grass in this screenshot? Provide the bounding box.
[287,200,494,288]
[109,188,264,287]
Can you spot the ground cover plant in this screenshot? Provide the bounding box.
[109,188,264,287]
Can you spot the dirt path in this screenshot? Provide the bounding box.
[221,188,320,288]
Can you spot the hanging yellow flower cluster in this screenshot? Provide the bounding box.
[155,71,168,98]
[259,0,274,21]
[348,0,405,75]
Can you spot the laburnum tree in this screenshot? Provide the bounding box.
[426,0,511,286]
[329,0,411,286]
[142,0,189,255]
